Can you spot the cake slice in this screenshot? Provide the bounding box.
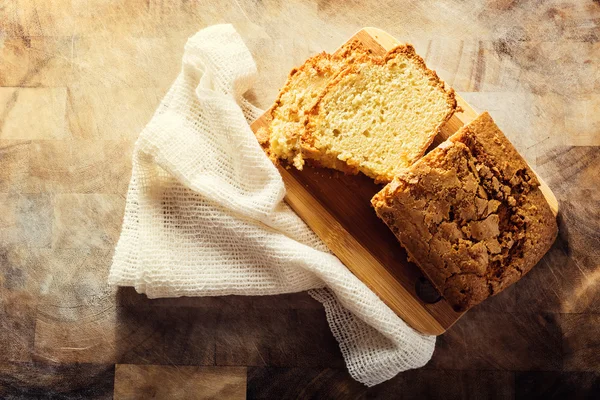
[259,41,373,170]
[303,45,456,182]
[371,112,558,311]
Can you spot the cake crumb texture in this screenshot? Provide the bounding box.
[304,44,456,182]
[263,42,456,182]
[265,41,373,170]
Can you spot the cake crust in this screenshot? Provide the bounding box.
[372,112,558,311]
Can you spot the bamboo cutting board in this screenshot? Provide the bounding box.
[250,27,559,335]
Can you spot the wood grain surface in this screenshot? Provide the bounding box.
[1,0,599,399]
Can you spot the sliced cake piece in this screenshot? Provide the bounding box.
[259,41,373,170]
[371,112,558,311]
[303,45,456,182]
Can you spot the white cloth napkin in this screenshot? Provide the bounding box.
[108,24,435,386]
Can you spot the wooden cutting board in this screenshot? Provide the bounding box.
[250,27,559,335]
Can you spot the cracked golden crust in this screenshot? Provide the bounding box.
[372,112,558,311]
[303,44,457,183]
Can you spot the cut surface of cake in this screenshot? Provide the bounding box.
[260,41,373,170]
[303,45,456,182]
[371,112,558,311]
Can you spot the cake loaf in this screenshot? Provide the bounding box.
[371,112,558,311]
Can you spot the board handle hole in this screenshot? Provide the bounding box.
[415,277,442,304]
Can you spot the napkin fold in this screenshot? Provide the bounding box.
[109,24,435,386]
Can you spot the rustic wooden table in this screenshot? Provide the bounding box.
[1,1,599,398]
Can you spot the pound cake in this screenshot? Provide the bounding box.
[303,44,456,182]
[371,112,558,311]
[261,43,456,182]
[259,41,373,170]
